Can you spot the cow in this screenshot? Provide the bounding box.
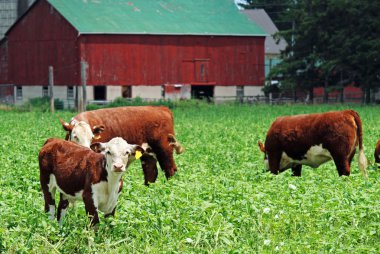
[375,139,380,164]
[59,106,184,185]
[258,110,368,177]
[39,137,144,226]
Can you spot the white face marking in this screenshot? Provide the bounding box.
[101,137,139,173]
[279,144,332,170]
[141,143,157,160]
[70,121,94,148]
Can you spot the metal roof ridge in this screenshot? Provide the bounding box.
[78,32,266,37]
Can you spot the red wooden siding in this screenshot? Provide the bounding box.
[80,35,265,86]
[7,0,80,86]
[4,0,265,87]
[0,40,8,83]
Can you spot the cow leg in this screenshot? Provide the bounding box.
[268,152,282,175]
[57,193,69,225]
[333,155,351,176]
[291,165,302,176]
[152,142,177,179]
[348,149,356,166]
[141,154,158,185]
[40,174,56,220]
[83,190,99,226]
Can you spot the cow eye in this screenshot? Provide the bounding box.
[125,151,130,156]
[106,151,111,155]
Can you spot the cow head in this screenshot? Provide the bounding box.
[91,137,144,173]
[258,140,269,170]
[60,118,105,148]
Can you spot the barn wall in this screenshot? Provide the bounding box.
[80,35,265,87]
[7,0,80,86]
[106,86,122,101]
[132,86,163,99]
[14,85,75,108]
[245,86,264,96]
[0,39,8,83]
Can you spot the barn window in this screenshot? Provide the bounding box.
[122,86,131,98]
[42,86,49,97]
[16,86,22,99]
[94,86,106,101]
[67,86,74,99]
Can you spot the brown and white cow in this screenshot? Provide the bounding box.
[258,110,368,177]
[374,139,380,164]
[39,137,143,226]
[60,106,184,185]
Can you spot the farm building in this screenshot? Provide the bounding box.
[241,9,287,78]
[0,0,266,107]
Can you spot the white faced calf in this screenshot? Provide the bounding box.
[60,119,104,148]
[39,137,143,226]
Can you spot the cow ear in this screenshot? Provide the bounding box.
[90,142,104,153]
[93,125,105,140]
[132,145,145,160]
[258,141,266,153]
[134,145,145,154]
[60,118,73,132]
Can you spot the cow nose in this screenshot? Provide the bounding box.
[113,162,124,172]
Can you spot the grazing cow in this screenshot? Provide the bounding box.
[39,137,143,226]
[375,139,380,164]
[60,106,184,185]
[258,110,368,177]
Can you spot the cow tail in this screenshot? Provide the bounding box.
[350,110,368,178]
[168,134,185,154]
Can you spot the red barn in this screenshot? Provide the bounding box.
[0,0,265,106]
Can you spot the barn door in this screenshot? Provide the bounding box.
[194,59,209,83]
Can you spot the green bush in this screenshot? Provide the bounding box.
[87,97,176,109]
[16,97,65,112]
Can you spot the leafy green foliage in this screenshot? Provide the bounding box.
[0,104,379,253]
[15,97,65,112]
[246,0,380,101]
[87,97,211,110]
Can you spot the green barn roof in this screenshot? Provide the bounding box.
[47,0,265,36]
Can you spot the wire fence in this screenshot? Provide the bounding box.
[1,84,380,108]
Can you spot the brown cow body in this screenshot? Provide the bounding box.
[39,138,142,225]
[258,110,367,177]
[61,106,183,185]
[375,139,380,164]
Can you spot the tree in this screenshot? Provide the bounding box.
[264,0,380,103]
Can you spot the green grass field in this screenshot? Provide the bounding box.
[0,104,379,253]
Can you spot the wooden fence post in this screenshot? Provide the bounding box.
[48,66,54,113]
[81,61,88,111]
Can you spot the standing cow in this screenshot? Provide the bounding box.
[375,139,380,164]
[39,137,143,226]
[60,106,184,185]
[258,110,367,177]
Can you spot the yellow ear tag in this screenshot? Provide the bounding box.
[135,150,142,160]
